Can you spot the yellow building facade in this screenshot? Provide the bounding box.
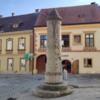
[33,3,100,74]
[34,24,100,74]
[0,30,33,74]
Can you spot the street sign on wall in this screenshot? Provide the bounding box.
[24,53,34,61]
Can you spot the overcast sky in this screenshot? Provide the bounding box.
[0,0,100,17]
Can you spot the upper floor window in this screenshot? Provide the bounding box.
[85,34,94,47]
[18,37,25,50]
[0,39,2,50]
[62,35,70,47]
[6,38,13,50]
[40,35,47,48]
[73,35,81,44]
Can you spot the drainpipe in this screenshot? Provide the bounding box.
[31,28,34,75]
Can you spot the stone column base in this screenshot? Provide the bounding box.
[32,82,74,98]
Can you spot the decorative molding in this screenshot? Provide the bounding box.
[62,47,71,52]
[83,47,96,51]
[38,47,46,52]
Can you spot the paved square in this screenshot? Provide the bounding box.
[0,74,100,100]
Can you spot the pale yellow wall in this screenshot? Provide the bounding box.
[61,52,100,73]
[34,24,100,52]
[0,30,32,74]
[34,24,100,74]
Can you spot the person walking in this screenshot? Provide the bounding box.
[63,67,68,81]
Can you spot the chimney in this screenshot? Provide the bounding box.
[35,9,39,13]
[12,13,15,17]
[91,2,96,5]
[0,15,3,18]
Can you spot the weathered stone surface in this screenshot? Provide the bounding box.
[33,9,74,98]
[33,85,74,98]
[45,9,63,83]
[39,81,68,91]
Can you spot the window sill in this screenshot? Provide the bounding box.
[38,47,46,52]
[84,66,92,68]
[83,47,96,51]
[6,50,13,54]
[18,50,25,54]
[62,47,71,52]
[73,43,82,46]
[18,49,26,51]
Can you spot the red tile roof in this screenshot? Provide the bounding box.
[35,3,100,27]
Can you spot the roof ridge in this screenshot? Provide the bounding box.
[0,12,38,19]
[41,4,98,11]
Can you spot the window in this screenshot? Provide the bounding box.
[7,58,13,68]
[73,35,81,44]
[0,39,2,50]
[6,38,13,50]
[84,59,92,67]
[13,24,19,28]
[40,35,47,48]
[18,37,25,50]
[20,58,26,67]
[85,34,94,47]
[13,22,23,29]
[62,35,70,47]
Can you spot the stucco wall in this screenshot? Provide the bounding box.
[34,24,100,74]
[0,30,32,73]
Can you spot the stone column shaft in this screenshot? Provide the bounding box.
[45,16,62,83]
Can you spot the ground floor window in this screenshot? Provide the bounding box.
[7,58,13,70]
[20,58,26,67]
[84,58,92,67]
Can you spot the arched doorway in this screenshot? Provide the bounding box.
[62,60,71,73]
[72,60,79,74]
[36,55,46,74]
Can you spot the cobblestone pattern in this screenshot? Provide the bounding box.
[0,74,100,100]
[0,74,44,100]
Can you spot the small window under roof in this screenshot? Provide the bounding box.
[78,14,85,18]
[12,21,23,28]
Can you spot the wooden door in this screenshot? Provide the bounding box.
[37,55,46,74]
[72,60,79,74]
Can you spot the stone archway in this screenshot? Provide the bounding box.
[36,55,46,74]
[62,60,71,73]
[72,60,79,74]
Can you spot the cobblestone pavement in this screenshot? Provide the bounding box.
[0,74,100,100]
[0,74,44,100]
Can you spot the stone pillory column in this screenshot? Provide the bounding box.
[33,9,74,98]
[45,9,62,83]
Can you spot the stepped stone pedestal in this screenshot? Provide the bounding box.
[33,9,74,98]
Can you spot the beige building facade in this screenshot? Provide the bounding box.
[34,24,100,74]
[33,3,100,74]
[0,30,33,74]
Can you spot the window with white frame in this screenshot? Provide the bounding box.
[62,35,70,47]
[20,58,26,67]
[18,38,25,50]
[84,59,92,67]
[7,38,13,50]
[40,35,47,48]
[8,58,13,68]
[85,34,94,47]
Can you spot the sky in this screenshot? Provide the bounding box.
[0,0,100,17]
